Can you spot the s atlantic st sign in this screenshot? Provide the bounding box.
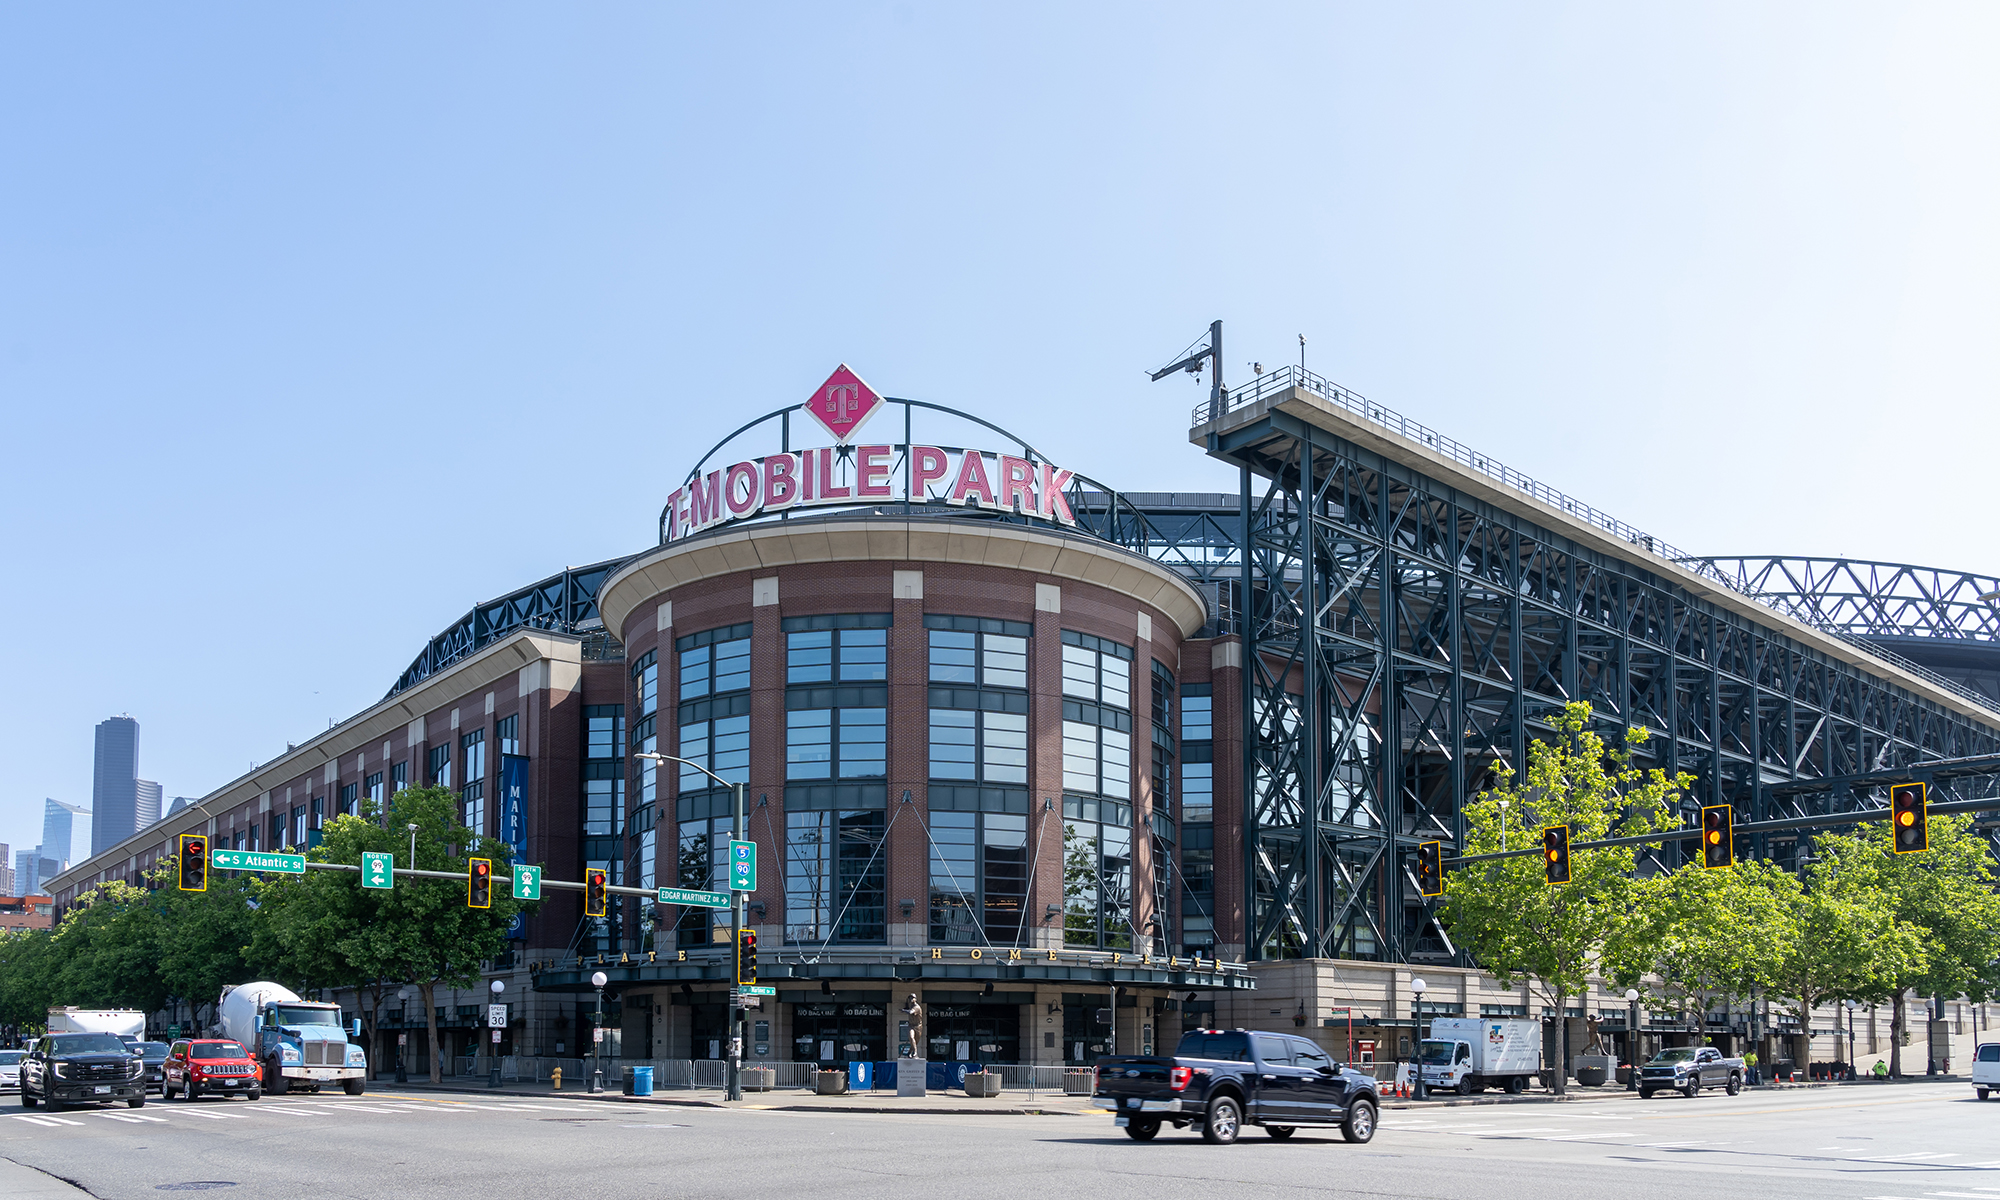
[661,365,1083,545]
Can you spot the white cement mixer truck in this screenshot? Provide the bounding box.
[218,982,366,1095]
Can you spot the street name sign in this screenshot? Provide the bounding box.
[212,849,305,874]
[657,886,731,907]
[737,985,775,997]
[729,840,756,891]
[361,851,394,889]
[513,864,542,900]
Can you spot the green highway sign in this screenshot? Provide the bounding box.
[212,849,305,875]
[657,886,731,907]
[513,864,543,901]
[737,985,775,997]
[729,840,756,891]
[361,851,394,889]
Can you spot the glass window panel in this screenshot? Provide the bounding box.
[714,638,751,693]
[929,631,976,684]
[1062,721,1097,794]
[638,827,656,892]
[929,709,976,780]
[712,714,750,783]
[787,631,834,684]
[1182,762,1213,822]
[1061,645,1096,699]
[1101,825,1132,949]
[679,645,710,700]
[786,710,833,780]
[785,811,832,943]
[1101,729,1131,799]
[679,723,710,792]
[1183,695,1213,741]
[497,714,520,757]
[929,812,978,944]
[637,662,658,717]
[983,635,1027,688]
[982,814,1028,945]
[837,708,886,779]
[838,629,887,681]
[1063,823,1099,948]
[835,811,886,943]
[1102,656,1131,709]
[981,712,1027,784]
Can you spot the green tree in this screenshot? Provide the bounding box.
[1441,701,1692,1093]
[1756,851,1920,1059]
[1814,813,2000,1076]
[49,881,171,1015]
[152,868,262,1033]
[0,929,62,1030]
[1606,858,1791,1031]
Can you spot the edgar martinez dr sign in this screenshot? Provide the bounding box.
[661,365,1084,544]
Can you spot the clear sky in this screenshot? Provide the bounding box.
[3,4,1996,865]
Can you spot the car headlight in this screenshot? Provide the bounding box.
[128,1060,144,1077]
[344,1045,366,1066]
[52,1063,69,1078]
[280,1046,301,1063]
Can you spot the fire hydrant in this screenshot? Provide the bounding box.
[551,1067,563,1091]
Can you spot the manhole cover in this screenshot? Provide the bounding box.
[156,1185,238,1193]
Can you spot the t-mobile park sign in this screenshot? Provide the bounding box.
[663,365,1079,543]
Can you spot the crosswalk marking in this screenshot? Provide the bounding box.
[93,1112,165,1124]
[9,1114,79,1127]
[175,1110,246,1120]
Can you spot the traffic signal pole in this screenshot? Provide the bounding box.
[729,779,745,1103]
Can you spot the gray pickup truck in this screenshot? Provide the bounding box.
[1637,1046,1744,1098]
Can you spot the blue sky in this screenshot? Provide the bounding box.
[3,3,1995,863]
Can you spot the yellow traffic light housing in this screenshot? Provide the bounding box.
[1890,781,1928,853]
[468,857,493,908]
[1700,805,1733,869]
[736,928,759,986]
[1543,825,1571,885]
[1415,841,1443,897]
[584,867,608,917]
[178,834,208,892]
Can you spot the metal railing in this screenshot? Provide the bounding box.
[1194,365,2000,717]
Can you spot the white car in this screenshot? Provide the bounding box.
[0,1049,23,1092]
[1974,1042,1999,1101]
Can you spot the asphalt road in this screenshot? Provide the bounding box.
[0,1083,1991,1200]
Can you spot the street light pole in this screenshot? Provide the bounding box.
[1410,977,1428,1102]
[488,979,504,1088]
[1625,989,1641,1091]
[635,752,748,1102]
[1844,999,1858,1081]
[590,970,608,1093]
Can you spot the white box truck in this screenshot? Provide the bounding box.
[47,1008,146,1041]
[218,982,366,1095]
[1413,1017,1541,1095]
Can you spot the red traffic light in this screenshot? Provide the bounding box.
[178,834,208,892]
[468,858,493,908]
[584,868,608,918]
[736,928,759,986]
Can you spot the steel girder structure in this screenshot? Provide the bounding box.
[388,556,629,697]
[1197,383,2000,966]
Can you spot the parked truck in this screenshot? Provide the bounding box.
[46,1008,146,1041]
[1091,1028,1381,1145]
[1408,1018,1541,1095]
[217,982,366,1095]
[1637,1045,1744,1098]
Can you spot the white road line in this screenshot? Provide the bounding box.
[1865,1153,1960,1162]
[93,1113,154,1123]
[256,1106,318,1117]
[1541,1133,1635,1141]
[9,1115,70,1127]
[176,1110,245,1120]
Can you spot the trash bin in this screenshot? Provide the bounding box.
[621,1067,637,1096]
[631,1066,654,1096]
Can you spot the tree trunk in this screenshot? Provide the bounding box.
[420,979,443,1084]
[1889,993,1904,1078]
[1554,994,1568,1096]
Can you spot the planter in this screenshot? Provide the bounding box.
[1615,1066,1634,1086]
[963,1072,1003,1098]
[816,1071,848,1096]
[1575,1067,1608,1087]
[1063,1069,1095,1096]
[744,1067,775,1093]
[1572,1054,1616,1088]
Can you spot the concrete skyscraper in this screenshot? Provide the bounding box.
[135,780,162,830]
[91,716,140,856]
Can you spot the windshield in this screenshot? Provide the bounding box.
[1418,1040,1457,1066]
[1649,1048,1700,1064]
[269,1005,342,1028]
[0,1051,22,1065]
[135,1042,170,1061]
[191,1041,248,1059]
[43,1033,132,1056]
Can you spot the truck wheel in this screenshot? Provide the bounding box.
[127,1097,145,1109]
[1726,1074,1741,1096]
[343,1077,365,1096]
[1341,1098,1377,1144]
[266,1069,287,1096]
[1200,1096,1242,1145]
[1124,1117,1160,1141]
[1505,1076,1525,1095]
[1681,1082,1698,1098]
[1265,1126,1296,1140]
[1638,1087,1654,1100]
[20,1087,36,1109]
[44,1095,62,1114]
[1457,1075,1475,1097]
[1976,1088,1988,1101]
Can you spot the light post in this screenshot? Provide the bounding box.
[407,823,419,869]
[590,970,608,1093]
[395,986,412,1084]
[488,979,504,1088]
[1410,977,1428,1101]
[636,751,748,1102]
[1844,999,1858,1081]
[1625,989,1641,1091]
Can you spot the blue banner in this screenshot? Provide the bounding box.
[501,754,529,939]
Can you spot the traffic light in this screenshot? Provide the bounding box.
[177,834,208,892]
[736,928,759,986]
[1890,781,1928,853]
[467,858,492,908]
[1415,841,1443,897]
[584,867,608,917]
[1543,825,1571,885]
[1700,805,1733,869]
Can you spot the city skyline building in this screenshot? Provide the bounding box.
[42,798,85,867]
[0,843,11,896]
[135,779,162,831]
[91,715,140,856]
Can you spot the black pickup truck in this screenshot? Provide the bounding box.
[19,1032,147,1111]
[1093,1028,1380,1145]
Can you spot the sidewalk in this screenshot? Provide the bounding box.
[0,1158,93,1200]
[375,1078,1108,1116]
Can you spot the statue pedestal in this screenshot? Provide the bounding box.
[897,1057,926,1096]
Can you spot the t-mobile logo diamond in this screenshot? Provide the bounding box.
[802,364,883,443]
